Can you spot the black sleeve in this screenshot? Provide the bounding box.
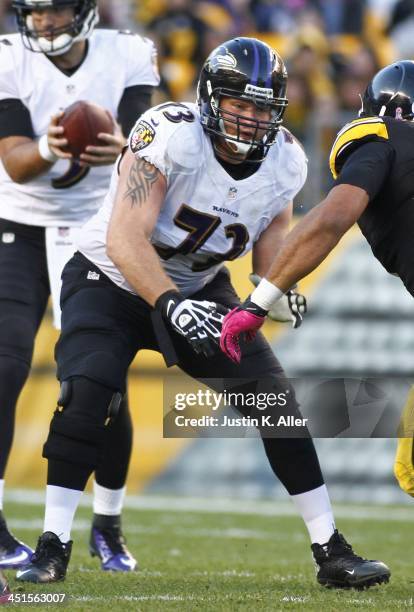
[335,140,395,201]
[117,85,154,137]
[0,98,34,139]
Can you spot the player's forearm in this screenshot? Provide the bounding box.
[264,185,368,294]
[2,140,54,183]
[252,228,288,277]
[265,203,344,291]
[250,186,369,310]
[252,202,292,276]
[106,232,176,306]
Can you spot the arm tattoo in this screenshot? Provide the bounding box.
[123,157,158,207]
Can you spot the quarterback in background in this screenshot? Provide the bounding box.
[17,37,389,589]
[0,0,159,572]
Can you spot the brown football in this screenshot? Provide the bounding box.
[58,100,114,158]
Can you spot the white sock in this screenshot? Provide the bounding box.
[93,481,126,516]
[0,480,4,511]
[43,485,82,543]
[290,484,335,545]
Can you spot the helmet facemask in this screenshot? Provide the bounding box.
[200,84,287,162]
[12,0,99,56]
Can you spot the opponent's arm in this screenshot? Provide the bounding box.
[253,137,395,304]
[220,137,394,362]
[255,184,369,300]
[220,184,368,363]
[251,202,307,327]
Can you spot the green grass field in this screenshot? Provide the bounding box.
[2,497,413,611]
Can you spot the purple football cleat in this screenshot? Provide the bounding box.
[0,513,33,570]
[89,516,137,572]
[0,543,33,570]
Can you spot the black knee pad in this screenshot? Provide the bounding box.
[43,377,123,470]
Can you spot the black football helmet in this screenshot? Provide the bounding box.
[12,0,98,56]
[197,37,288,161]
[360,60,414,120]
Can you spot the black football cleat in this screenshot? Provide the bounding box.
[15,532,72,583]
[89,514,137,572]
[311,530,390,589]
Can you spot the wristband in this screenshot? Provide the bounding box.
[251,278,284,311]
[154,290,183,318]
[38,134,59,163]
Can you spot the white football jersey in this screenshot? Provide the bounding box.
[0,30,159,227]
[78,102,307,296]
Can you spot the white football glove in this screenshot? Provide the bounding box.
[249,273,307,328]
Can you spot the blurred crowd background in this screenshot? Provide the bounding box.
[1,0,413,503]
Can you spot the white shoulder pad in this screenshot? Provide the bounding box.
[272,128,308,200]
[128,102,203,176]
[115,30,159,88]
[0,34,22,100]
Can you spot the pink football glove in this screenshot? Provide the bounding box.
[220,300,267,364]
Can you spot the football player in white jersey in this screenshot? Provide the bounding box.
[17,38,389,588]
[0,0,159,572]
